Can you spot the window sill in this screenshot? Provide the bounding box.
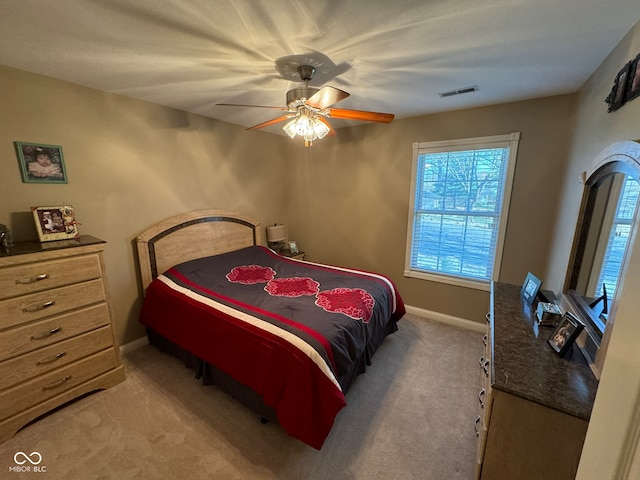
[404,269,491,291]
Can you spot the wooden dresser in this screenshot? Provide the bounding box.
[475,282,599,480]
[0,235,125,442]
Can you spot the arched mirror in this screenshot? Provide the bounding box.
[565,141,640,376]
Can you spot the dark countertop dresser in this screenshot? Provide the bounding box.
[475,282,599,479]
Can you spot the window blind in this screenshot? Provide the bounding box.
[405,133,519,288]
[596,175,640,297]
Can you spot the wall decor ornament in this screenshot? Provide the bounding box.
[605,62,632,113]
[605,53,640,112]
[15,141,68,184]
[31,205,79,242]
[626,53,640,103]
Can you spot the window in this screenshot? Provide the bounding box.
[594,174,640,300]
[405,133,520,289]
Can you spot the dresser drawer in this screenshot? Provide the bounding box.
[0,304,110,361]
[0,348,118,421]
[0,254,102,301]
[0,326,114,390]
[0,279,105,330]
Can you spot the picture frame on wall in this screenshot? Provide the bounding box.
[32,205,79,242]
[606,61,632,112]
[15,141,68,184]
[548,312,584,357]
[626,54,640,102]
[520,272,542,305]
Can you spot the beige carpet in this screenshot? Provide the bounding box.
[2,314,483,479]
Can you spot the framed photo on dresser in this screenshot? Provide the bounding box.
[521,272,542,305]
[32,205,80,242]
[548,312,584,357]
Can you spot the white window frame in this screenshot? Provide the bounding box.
[404,132,520,291]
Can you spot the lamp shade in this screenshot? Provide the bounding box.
[266,224,286,242]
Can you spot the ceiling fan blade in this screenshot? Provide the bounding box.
[217,103,289,110]
[246,114,295,130]
[306,86,350,109]
[326,108,394,123]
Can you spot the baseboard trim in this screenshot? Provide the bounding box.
[405,304,486,333]
[120,336,149,356]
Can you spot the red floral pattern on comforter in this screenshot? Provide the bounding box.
[226,265,276,284]
[265,277,320,297]
[315,288,375,323]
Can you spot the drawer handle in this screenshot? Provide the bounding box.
[31,327,62,340]
[42,375,72,390]
[475,416,481,437]
[478,388,486,408]
[482,334,488,346]
[23,300,56,313]
[485,312,491,323]
[36,351,67,366]
[15,273,49,285]
[483,359,490,377]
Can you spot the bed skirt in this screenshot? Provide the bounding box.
[146,328,278,423]
[146,317,398,432]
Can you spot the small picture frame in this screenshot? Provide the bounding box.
[521,272,542,305]
[15,141,68,184]
[606,62,632,112]
[548,312,584,357]
[289,241,299,255]
[536,301,563,327]
[626,54,640,103]
[32,206,79,242]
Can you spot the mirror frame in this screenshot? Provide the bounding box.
[566,161,639,293]
[564,140,640,377]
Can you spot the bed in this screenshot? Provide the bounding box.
[136,209,405,449]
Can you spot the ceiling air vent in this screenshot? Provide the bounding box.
[439,85,478,98]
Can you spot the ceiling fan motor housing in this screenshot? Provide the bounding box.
[286,65,320,108]
[286,87,319,108]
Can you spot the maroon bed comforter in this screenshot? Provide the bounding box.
[139,246,405,449]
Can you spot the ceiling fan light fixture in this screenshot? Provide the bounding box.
[283,112,330,145]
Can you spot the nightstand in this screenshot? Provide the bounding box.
[280,249,305,260]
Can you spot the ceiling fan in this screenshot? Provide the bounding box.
[217,65,394,146]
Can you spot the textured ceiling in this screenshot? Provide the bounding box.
[1,0,639,135]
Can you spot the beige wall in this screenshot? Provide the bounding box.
[0,65,292,345]
[544,20,640,480]
[288,95,575,323]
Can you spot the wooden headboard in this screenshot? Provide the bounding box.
[136,209,262,291]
